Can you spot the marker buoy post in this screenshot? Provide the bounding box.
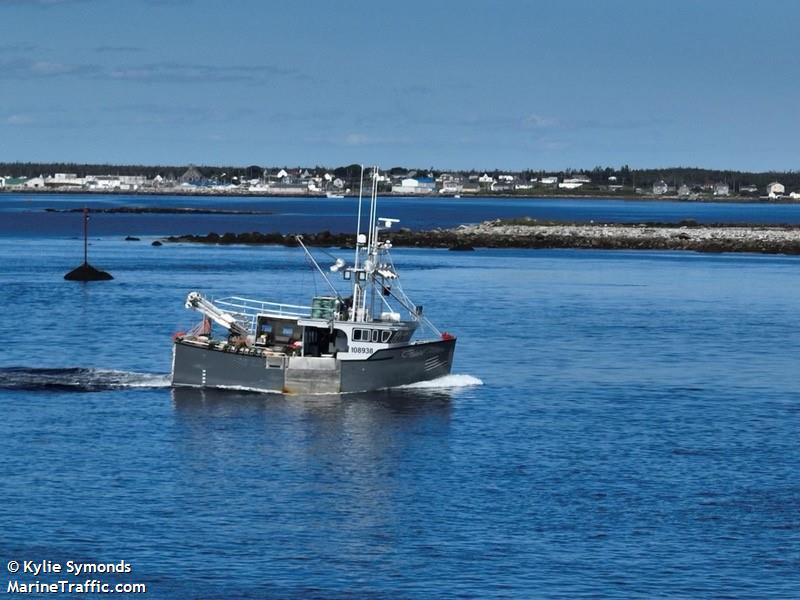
[64,207,113,281]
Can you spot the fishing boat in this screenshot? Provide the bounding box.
[171,167,457,394]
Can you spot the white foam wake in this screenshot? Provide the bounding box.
[104,370,172,388]
[0,367,171,391]
[400,374,483,389]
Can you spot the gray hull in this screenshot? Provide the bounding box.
[171,338,456,394]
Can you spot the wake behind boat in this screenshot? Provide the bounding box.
[171,167,457,394]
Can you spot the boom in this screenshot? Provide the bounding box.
[185,291,249,337]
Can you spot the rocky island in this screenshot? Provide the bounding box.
[165,218,800,255]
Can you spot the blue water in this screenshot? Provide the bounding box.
[3,193,800,238]
[1,212,799,596]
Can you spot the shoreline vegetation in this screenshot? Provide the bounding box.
[164,218,800,255]
[3,187,799,204]
[3,161,800,202]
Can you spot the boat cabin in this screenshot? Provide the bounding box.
[298,318,418,359]
[254,315,302,349]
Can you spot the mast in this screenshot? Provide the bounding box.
[83,206,89,264]
[354,165,364,271]
[351,166,365,322]
[350,165,380,323]
[345,166,402,324]
[362,166,379,320]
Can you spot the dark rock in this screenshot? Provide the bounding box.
[124,236,140,241]
[449,244,475,251]
[64,262,113,281]
[151,240,163,246]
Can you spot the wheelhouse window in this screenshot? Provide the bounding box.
[351,328,395,343]
[389,330,411,343]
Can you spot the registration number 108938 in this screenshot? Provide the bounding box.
[350,346,374,355]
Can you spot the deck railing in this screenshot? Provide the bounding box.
[214,296,312,332]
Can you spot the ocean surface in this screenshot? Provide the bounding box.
[3,193,800,238]
[0,196,799,598]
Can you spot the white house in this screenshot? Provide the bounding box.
[439,175,464,194]
[86,175,122,190]
[0,177,5,188]
[678,184,691,196]
[567,174,591,184]
[540,176,558,185]
[713,182,730,196]
[767,182,785,198]
[559,177,589,190]
[478,173,495,186]
[392,177,435,195]
[24,177,45,188]
[789,192,800,200]
[652,180,669,195]
[49,173,86,187]
[558,181,583,190]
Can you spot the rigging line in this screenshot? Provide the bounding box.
[380,253,441,336]
[296,236,343,300]
[308,245,339,261]
[301,251,317,298]
[372,277,440,337]
[371,274,415,318]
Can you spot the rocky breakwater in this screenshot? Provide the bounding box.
[452,219,800,254]
[165,219,800,255]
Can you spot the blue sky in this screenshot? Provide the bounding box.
[1,0,799,171]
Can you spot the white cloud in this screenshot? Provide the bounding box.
[523,114,559,129]
[5,114,34,125]
[344,133,370,146]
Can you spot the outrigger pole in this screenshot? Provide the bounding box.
[295,235,342,301]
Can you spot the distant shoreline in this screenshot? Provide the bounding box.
[44,206,272,215]
[2,187,799,204]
